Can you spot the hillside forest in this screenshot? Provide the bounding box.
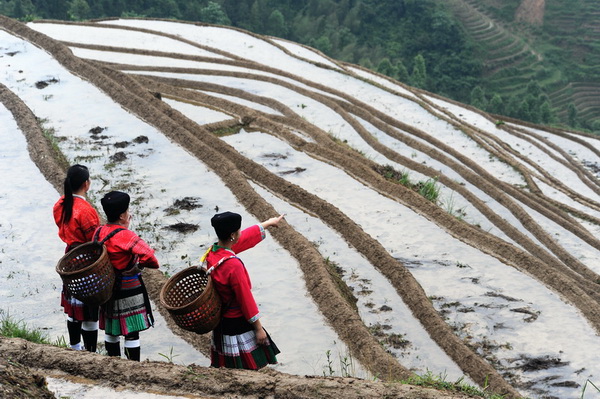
[1,0,599,134]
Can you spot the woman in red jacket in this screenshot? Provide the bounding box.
[95,190,159,361]
[53,164,100,352]
[203,211,283,369]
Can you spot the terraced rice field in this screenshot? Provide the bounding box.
[1,15,600,398]
[447,0,600,129]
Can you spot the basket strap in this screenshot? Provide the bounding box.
[93,227,126,245]
[206,255,238,275]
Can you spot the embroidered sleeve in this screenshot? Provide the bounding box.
[231,225,264,254]
[248,313,261,324]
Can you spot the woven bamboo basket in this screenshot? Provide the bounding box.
[56,242,115,306]
[160,267,222,334]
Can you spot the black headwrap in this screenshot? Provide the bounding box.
[101,191,130,222]
[211,211,242,240]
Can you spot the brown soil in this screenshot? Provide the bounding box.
[0,351,55,398]
[2,15,600,399]
[0,337,476,399]
[515,0,546,26]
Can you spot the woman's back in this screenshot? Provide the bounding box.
[53,195,99,249]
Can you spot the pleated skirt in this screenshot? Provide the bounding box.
[60,287,99,322]
[100,274,154,336]
[211,316,279,370]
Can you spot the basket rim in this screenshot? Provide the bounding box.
[160,266,214,311]
[55,242,108,277]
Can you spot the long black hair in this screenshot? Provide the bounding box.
[61,164,90,223]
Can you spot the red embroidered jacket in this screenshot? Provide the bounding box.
[205,224,265,323]
[93,224,159,271]
[53,195,100,250]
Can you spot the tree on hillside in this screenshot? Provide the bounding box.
[222,0,249,26]
[488,93,504,115]
[504,95,519,119]
[568,103,578,127]
[266,9,287,37]
[12,0,36,19]
[311,35,332,54]
[200,1,230,25]
[249,0,266,32]
[88,1,104,17]
[307,0,336,16]
[377,57,396,78]
[539,101,553,124]
[341,1,362,34]
[526,80,542,98]
[411,54,427,89]
[36,0,68,19]
[526,95,540,123]
[147,0,181,19]
[359,57,374,69]
[94,0,125,17]
[518,99,532,122]
[396,60,409,83]
[68,0,91,20]
[470,86,487,111]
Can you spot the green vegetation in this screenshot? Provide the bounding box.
[322,346,356,378]
[1,0,598,131]
[376,164,440,203]
[211,125,243,137]
[446,0,599,132]
[415,177,440,203]
[324,256,358,310]
[0,310,51,344]
[37,117,70,170]
[402,370,515,398]
[581,379,600,398]
[158,346,180,363]
[0,1,480,102]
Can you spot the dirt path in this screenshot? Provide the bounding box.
[0,337,476,399]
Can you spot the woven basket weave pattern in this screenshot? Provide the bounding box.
[160,267,222,334]
[56,242,115,306]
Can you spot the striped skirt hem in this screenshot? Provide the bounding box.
[211,317,279,370]
[60,287,99,322]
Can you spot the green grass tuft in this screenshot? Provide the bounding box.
[0,311,51,344]
[401,370,517,398]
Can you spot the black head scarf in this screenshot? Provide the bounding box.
[211,211,242,241]
[101,191,130,222]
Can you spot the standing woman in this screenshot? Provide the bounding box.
[203,211,283,369]
[96,191,159,361]
[53,164,101,352]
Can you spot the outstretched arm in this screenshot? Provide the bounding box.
[231,215,286,254]
[260,214,285,229]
